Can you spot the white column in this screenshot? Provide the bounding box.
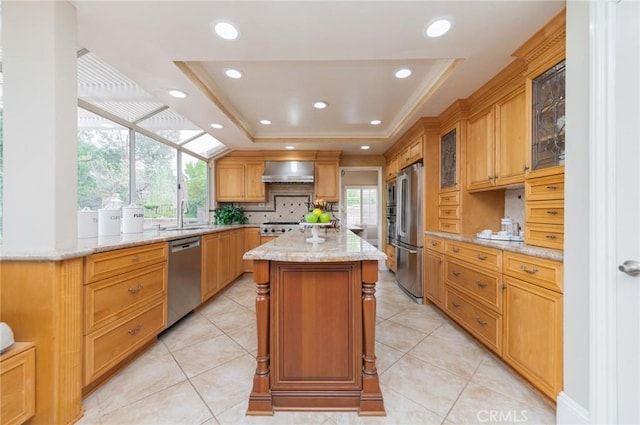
[2,1,78,251]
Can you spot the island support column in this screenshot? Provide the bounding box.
[359,260,386,415]
[247,260,274,415]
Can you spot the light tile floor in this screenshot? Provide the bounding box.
[77,271,555,425]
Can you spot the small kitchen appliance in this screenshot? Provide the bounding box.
[122,203,144,234]
[77,207,98,238]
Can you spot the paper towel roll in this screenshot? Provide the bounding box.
[99,208,121,236]
[122,204,144,234]
[77,207,98,238]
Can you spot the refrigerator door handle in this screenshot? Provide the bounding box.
[395,244,417,254]
[396,173,408,238]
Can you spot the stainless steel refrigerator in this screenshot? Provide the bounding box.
[394,162,424,303]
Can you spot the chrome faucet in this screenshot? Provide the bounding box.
[177,199,185,229]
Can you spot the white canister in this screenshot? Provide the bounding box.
[122,203,144,234]
[99,208,121,236]
[77,207,99,238]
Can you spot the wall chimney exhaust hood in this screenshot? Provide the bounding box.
[262,161,314,183]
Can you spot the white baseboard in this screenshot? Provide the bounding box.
[557,392,589,425]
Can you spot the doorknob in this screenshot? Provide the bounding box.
[618,260,640,276]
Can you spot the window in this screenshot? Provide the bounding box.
[181,153,208,225]
[345,186,378,227]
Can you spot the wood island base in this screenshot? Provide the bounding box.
[246,259,385,416]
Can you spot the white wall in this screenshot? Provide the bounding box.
[562,0,591,413]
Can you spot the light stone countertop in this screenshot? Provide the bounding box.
[244,228,386,263]
[0,224,246,261]
[424,231,563,262]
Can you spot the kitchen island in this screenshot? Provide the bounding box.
[243,228,387,416]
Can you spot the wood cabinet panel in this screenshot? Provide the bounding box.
[315,161,340,201]
[384,244,396,272]
[0,343,35,425]
[384,156,398,182]
[425,249,444,308]
[216,163,245,201]
[245,161,266,202]
[398,136,423,169]
[525,174,565,201]
[495,89,527,186]
[425,236,444,253]
[201,233,221,302]
[525,223,564,250]
[84,263,167,332]
[503,276,563,400]
[438,219,460,234]
[438,205,460,220]
[445,286,502,354]
[438,191,460,205]
[503,251,563,293]
[84,299,166,385]
[466,107,495,191]
[444,240,502,273]
[445,258,503,313]
[244,228,262,272]
[85,243,167,283]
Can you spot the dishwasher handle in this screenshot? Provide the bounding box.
[170,237,201,253]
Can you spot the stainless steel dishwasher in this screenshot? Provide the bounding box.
[167,236,202,327]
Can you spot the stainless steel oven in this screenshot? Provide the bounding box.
[386,181,397,206]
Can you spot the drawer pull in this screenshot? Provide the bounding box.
[476,317,488,327]
[128,283,144,294]
[430,241,438,246]
[475,280,488,288]
[443,197,450,201]
[477,254,487,261]
[452,247,460,253]
[444,210,451,214]
[519,265,539,274]
[545,235,557,239]
[127,323,143,335]
[444,223,450,228]
[546,185,557,190]
[452,301,461,308]
[131,255,140,262]
[452,270,461,277]
[546,210,558,215]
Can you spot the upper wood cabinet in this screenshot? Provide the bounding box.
[215,159,266,202]
[314,154,340,201]
[439,127,459,192]
[466,88,527,191]
[398,136,423,169]
[384,156,398,182]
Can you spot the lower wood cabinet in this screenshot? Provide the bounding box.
[202,229,245,302]
[244,228,262,272]
[424,249,444,308]
[0,342,35,425]
[384,243,396,272]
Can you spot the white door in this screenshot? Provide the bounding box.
[613,1,640,422]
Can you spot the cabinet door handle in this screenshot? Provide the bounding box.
[452,301,461,308]
[487,175,493,181]
[523,164,530,171]
[476,317,488,327]
[127,283,144,294]
[546,185,557,190]
[430,241,438,246]
[546,210,558,215]
[443,223,450,228]
[520,265,539,274]
[452,270,461,277]
[452,247,460,253]
[127,323,143,335]
[545,235,557,239]
[477,254,487,261]
[475,280,488,288]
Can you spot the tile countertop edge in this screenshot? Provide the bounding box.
[424,231,564,262]
[244,229,387,263]
[0,224,248,261]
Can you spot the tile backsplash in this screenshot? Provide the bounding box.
[504,187,525,228]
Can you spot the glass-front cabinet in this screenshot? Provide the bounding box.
[440,128,458,190]
[531,60,565,172]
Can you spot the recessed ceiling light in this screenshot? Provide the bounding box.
[394,68,413,79]
[260,119,271,125]
[370,119,382,125]
[313,101,329,109]
[225,68,243,79]
[361,145,371,150]
[425,18,453,38]
[212,21,240,40]
[285,146,295,150]
[168,89,188,98]
[210,123,224,129]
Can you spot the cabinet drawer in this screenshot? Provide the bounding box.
[425,236,444,253]
[503,252,563,293]
[0,343,35,425]
[525,200,564,225]
[525,223,564,250]
[385,244,396,271]
[525,174,564,201]
[438,206,460,220]
[438,219,460,234]
[84,263,167,332]
[438,191,460,206]
[84,299,166,385]
[445,241,502,272]
[445,286,502,354]
[85,243,167,283]
[445,259,503,313]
